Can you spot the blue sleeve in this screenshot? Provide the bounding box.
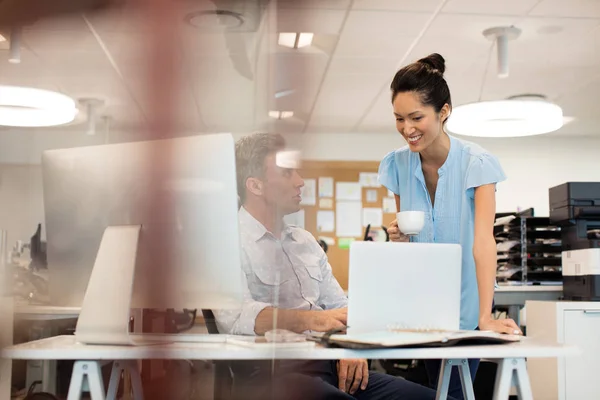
[465,153,507,190]
[378,151,400,195]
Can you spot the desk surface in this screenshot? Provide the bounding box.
[2,335,575,361]
[13,305,81,321]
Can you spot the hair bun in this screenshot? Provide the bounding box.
[417,53,446,75]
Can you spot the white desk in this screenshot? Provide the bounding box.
[14,305,81,321]
[13,305,81,394]
[494,284,563,325]
[2,335,574,400]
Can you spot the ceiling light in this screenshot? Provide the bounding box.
[8,27,22,64]
[278,32,314,49]
[483,26,521,78]
[446,95,563,138]
[79,98,105,135]
[268,111,294,120]
[0,86,78,127]
[184,10,244,30]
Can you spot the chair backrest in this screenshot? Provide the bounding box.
[201,309,220,334]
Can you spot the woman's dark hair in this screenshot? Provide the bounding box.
[390,53,452,122]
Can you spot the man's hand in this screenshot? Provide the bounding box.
[337,359,369,394]
[387,220,409,242]
[309,308,347,332]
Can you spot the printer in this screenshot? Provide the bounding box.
[549,182,600,301]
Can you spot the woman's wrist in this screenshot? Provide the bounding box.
[479,313,493,325]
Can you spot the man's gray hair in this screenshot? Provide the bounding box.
[235,132,286,203]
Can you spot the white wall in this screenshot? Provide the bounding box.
[0,133,598,247]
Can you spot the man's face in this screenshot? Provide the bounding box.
[261,153,304,216]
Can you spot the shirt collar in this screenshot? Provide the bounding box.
[414,134,458,182]
[238,206,296,242]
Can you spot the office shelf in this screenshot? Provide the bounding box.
[495,209,562,284]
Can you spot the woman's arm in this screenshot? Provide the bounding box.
[473,184,521,334]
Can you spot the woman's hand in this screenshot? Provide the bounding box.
[388,220,409,242]
[479,315,522,335]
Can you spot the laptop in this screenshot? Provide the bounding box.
[346,242,462,335]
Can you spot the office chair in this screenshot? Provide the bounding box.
[201,310,234,400]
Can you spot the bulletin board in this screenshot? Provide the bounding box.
[297,161,397,290]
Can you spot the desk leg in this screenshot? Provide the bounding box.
[107,360,144,400]
[435,360,452,400]
[435,359,475,400]
[491,358,533,400]
[41,360,56,393]
[67,361,106,400]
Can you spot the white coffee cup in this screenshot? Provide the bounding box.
[396,211,425,235]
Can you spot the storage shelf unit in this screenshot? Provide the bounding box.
[495,210,562,284]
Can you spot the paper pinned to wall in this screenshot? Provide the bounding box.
[383,197,397,214]
[362,208,383,227]
[316,210,335,232]
[318,177,334,198]
[338,237,355,249]
[319,236,335,246]
[366,189,378,203]
[336,182,362,201]
[300,179,316,206]
[336,201,362,237]
[284,209,305,229]
[319,198,333,209]
[359,172,380,188]
[387,189,395,198]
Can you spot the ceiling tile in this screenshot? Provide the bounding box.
[277,0,351,9]
[442,0,541,16]
[352,0,443,12]
[276,8,348,34]
[23,29,100,54]
[358,92,395,129]
[336,10,428,57]
[407,38,491,68]
[516,16,600,41]
[481,64,599,103]
[308,73,388,130]
[529,0,600,18]
[188,56,256,129]
[24,14,89,31]
[425,13,516,40]
[328,57,400,75]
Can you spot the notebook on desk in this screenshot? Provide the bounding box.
[310,329,521,349]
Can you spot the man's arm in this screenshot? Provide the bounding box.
[254,307,346,335]
[214,271,347,335]
[213,271,271,335]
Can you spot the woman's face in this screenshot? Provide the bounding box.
[392,91,449,152]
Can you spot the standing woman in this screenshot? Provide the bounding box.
[377,53,521,399]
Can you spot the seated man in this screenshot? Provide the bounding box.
[215,132,443,400]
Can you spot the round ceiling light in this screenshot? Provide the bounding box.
[184,10,244,30]
[446,95,564,138]
[0,85,78,127]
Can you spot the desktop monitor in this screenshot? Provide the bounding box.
[42,133,244,311]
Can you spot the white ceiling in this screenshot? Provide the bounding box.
[0,0,599,153]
